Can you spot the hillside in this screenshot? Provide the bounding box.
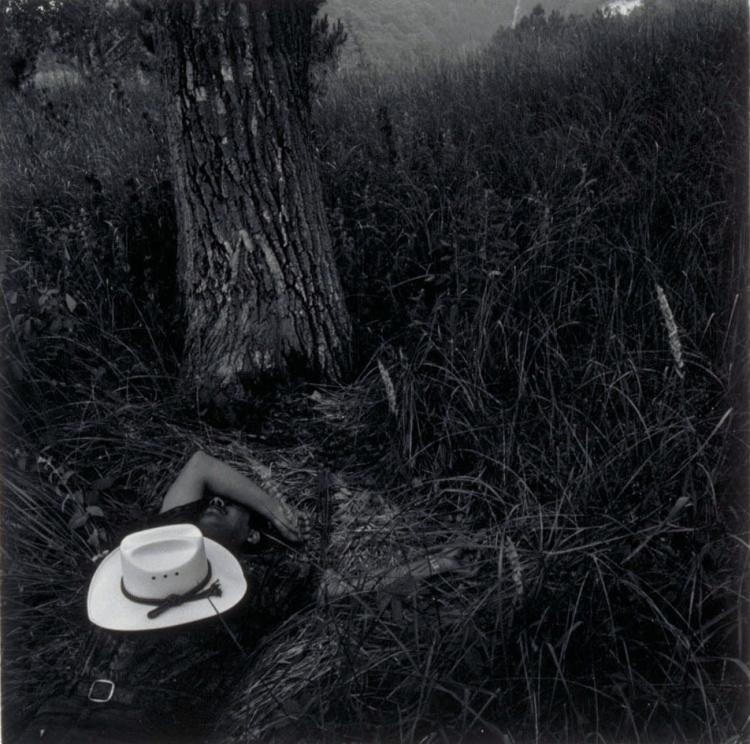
[324,0,617,67]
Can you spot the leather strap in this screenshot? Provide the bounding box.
[120,562,222,619]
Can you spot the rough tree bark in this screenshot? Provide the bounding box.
[154,0,350,405]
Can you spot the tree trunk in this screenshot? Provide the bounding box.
[155,0,350,404]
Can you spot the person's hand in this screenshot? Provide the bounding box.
[268,499,310,543]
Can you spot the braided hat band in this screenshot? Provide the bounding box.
[120,561,223,619]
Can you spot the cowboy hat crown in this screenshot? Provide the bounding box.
[121,525,211,600]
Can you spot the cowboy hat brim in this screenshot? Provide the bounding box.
[87,537,248,631]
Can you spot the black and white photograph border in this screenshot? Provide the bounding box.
[1,0,749,742]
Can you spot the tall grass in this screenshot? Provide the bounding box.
[316,0,747,481]
[0,77,180,440]
[1,1,748,742]
[301,1,748,739]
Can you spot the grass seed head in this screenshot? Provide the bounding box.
[655,283,686,379]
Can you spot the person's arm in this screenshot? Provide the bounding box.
[159,451,304,542]
[318,548,465,600]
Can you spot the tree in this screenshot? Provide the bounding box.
[150,0,351,406]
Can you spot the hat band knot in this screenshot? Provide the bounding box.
[120,561,223,619]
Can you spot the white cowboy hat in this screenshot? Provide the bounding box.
[87,523,247,631]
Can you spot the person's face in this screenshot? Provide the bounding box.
[196,497,258,550]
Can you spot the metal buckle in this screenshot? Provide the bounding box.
[88,679,115,703]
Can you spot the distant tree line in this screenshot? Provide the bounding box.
[1,0,687,88]
[0,0,345,90]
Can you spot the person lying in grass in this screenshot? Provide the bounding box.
[13,451,312,744]
[157,449,309,547]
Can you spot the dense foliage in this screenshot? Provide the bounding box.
[1,1,748,742]
[0,0,147,88]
